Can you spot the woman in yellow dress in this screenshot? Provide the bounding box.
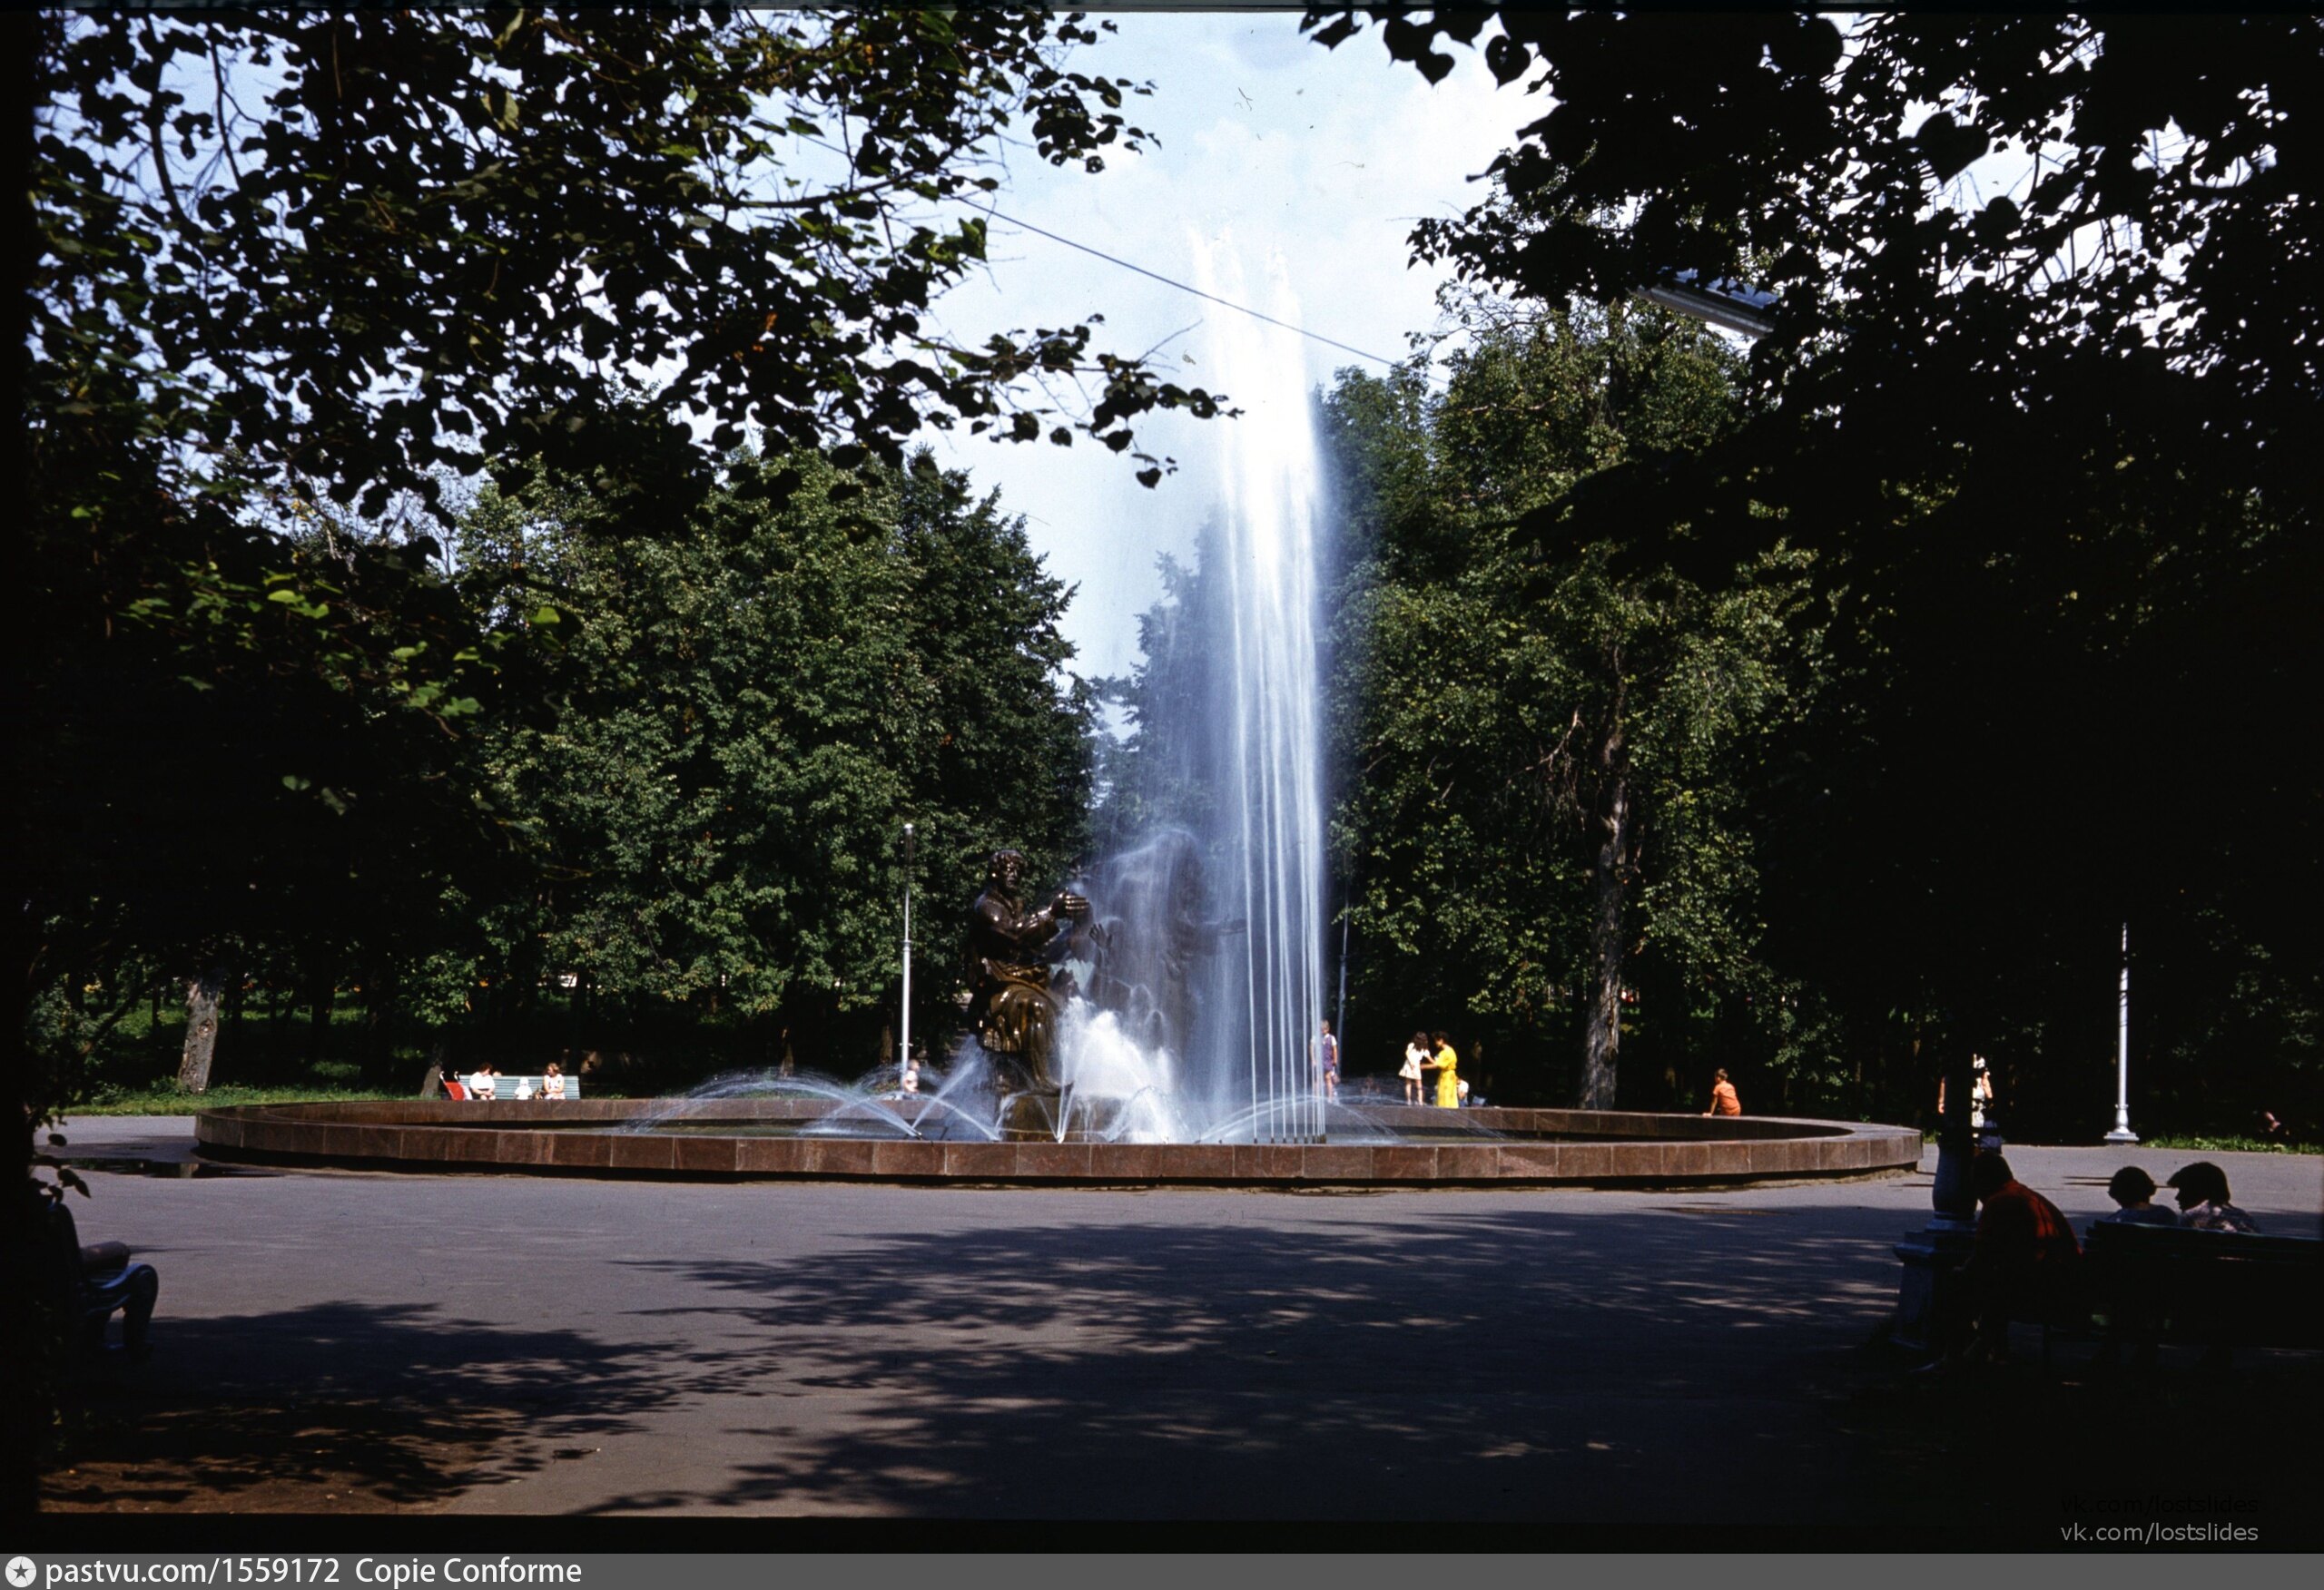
[1431,1031,1460,1108]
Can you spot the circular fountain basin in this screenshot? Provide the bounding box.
[193,1099,1920,1188]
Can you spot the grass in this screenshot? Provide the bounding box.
[2132,1131,2319,1155]
[62,1083,410,1116]
[1917,1128,2317,1154]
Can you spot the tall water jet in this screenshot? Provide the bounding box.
[1196,241,1330,1142]
[1059,242,1333,1141]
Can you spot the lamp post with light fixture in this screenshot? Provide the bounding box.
[899,822,915,1086]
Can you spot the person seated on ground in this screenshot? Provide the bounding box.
[2257,1109,2290,1143]
[539,1061,566,1101]
[2166,1162,2262,1233]
[2096,1165,2180,1227]
[1704,1067,1742,1118]
[1936,1152,2081,1365]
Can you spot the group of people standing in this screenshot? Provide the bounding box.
[1398,1031,1464,1108]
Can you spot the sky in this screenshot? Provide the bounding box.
[909,15,2091,686]
[906,12,1528,682]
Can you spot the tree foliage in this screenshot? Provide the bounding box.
[1324,299,1824,1108]
[35,6,1216,515]
[1311,10,2320,1128]
[449,447,1091,1070]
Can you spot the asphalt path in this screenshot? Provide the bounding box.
[41,1116,2324,1537]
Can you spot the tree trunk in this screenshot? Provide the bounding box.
[1580,691,1631,1110]
[175,969,226,1092]
[306,975,334,1066]
[1581,772,1631,1108]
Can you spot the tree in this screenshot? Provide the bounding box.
[1312,10,2321,1130]
[452,446,1091,1078]
[1324,299,1822,1108]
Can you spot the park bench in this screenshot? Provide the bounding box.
[448,1074,583,1101]
[2078,1221,2322,1359]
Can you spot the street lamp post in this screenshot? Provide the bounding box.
[2105,923,2138,1143]
[899,822,915,1085]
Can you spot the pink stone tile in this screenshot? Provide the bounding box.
[1232,1144,1305,1181]
[803,1139,877,1177]
[943,1143,1019,1179]
[1151,1144,1236,1182]
[550,1131,615,1169]
[1436,1145,1499,1181]
[442,1128,507,1164]
[1369,1145,1439,1182]
[607,1134,676,1172]
[406,1125,452,1161]
[871,1141,948,1178]
[674,1134,740,1174]
[352,1125,407,1163]
[1663,1140,1715,1178]
[1551,1142,1620,1180]
[1010,1143,1095,1180]
[1090,1143,1163,1183]
[508,1130,563,1167]
[735,1138,805,1174]
[1768,1140,1821,1174]
[1495,1143,1565,1177]
[1298,1145,1374,1182]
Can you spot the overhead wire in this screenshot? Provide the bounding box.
[959,199,1400,368]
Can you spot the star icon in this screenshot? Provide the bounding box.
[7,1557,38,1589]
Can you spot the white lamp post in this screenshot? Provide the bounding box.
[2105,922,2137,1143]
[899,822,915,1086]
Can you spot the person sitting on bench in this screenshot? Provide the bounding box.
[28,1186,159,1361]
[1933,1153,2081,1365]
[2097,1166,2181,1228]
[2167,1162,2262,1233]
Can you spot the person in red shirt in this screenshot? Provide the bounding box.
[1704,1068,1741,1117]
[1944,1152,2082,1363]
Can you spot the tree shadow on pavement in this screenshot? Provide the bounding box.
[598,1201,1924,1521]
[46,1300,682,1512]
[42,1193,2317,1538]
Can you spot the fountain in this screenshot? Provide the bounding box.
[192,247,1921,1188]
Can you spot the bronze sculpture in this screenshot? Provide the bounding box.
[967,848,1088,1094]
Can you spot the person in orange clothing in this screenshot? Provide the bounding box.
[1705,1068,1741,1117]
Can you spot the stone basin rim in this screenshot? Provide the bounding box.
[192,1100,1923,1188]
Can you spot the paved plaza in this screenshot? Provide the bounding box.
[41,1118,2324,1538]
